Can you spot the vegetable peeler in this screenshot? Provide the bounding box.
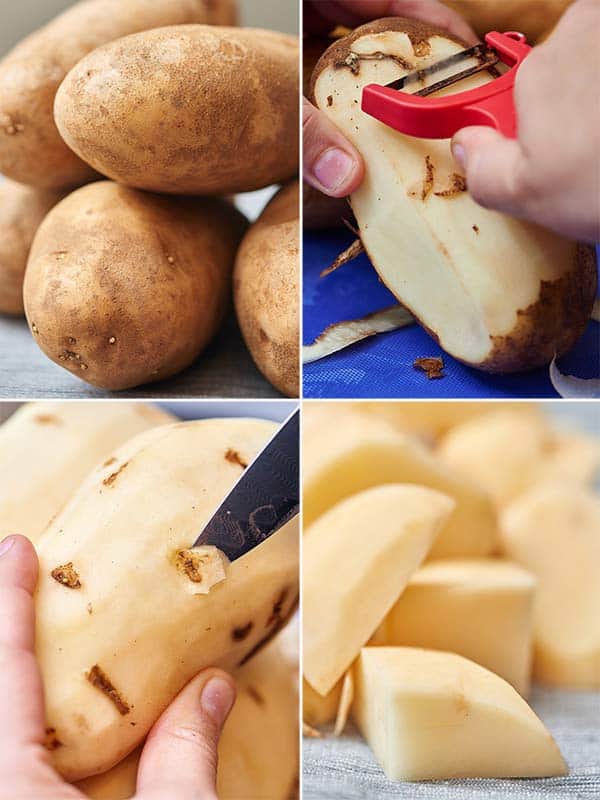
[193,408,299,560]
[361,31,531,139]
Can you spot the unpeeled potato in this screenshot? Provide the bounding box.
[234,182,300,396]
[54,26,299,195]
[0,178,65,315]
[0,0,236,189]
[24,181,247,390]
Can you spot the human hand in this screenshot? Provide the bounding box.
[0,534,236,800]
[452,0,600,241]
[303,0,477,197]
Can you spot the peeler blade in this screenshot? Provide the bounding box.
[386,43,499,97]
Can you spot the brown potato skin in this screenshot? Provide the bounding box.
[24,181,247,390]
[0,0,233,190]
[0,179,65,315]
[234,182,300,397]
[54,26,299,195]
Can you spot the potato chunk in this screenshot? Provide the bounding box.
[501,484,600,688]
[303,484,454,695]
[353,647,567,781]
[372,559,536,695]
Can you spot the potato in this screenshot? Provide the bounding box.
[442,0,573,44]
[303,484,455,695]
[501,483,600,688]
[24,181,247,390]
[0,0,235,190]
[0,178,64,315]
[35,418,299,780]
[303,406,497,558]
[371,559,536,696]
[438,409,600,507]
[311,20,596,372]
[54,26,299,195]
[353,648,566,781]
[234,182,300,396]
[76,629,299,800]
[0,401,173,543]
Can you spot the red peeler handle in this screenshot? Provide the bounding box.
[361,31,531,139]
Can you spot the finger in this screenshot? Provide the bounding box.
[303,98,364,197]
[0,535,46,756]
[307,0,478,44]
[452,126,531,217]
[136,669,236,800]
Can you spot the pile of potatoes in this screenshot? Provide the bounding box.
[0,0,299,396]
[0,401,300,798]
[302,401,599,782]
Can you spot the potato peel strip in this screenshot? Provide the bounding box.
[302,305,414,364]
[549,357,600,399]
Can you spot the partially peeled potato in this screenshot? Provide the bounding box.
[311,19,596,372]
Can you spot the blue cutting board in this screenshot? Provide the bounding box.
[303,229,599,399]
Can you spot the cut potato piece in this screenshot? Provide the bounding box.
[0,401,173,543]
[303,484,454,695]
[501,484,600,688]
[303,407,496,557]
[353,647,567,781]
[438,409,599,506]
[438,409,551,506]
[311,19,596,372]
[371,559,536,695]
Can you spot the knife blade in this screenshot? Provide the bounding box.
[193,408,299,561]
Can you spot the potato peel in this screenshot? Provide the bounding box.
[303,305,414,364]
[333,670,354,737]
[320,238,364,277]
[549,357,600,399]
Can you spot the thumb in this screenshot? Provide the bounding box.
[303,97,364,197]
[136,669,236,800]
[452,126,530,217]
[0,535,47,761]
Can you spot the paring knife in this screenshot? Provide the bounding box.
[193,408,299,561]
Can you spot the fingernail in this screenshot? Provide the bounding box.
[201,676,235,727]
[0,536,16,557]
[312,147,356,193]
[452,142,466,170]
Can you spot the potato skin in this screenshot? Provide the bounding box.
[24,181,247,390]
[54,26,299,195]
[234,182,300,396]
[0,179,65,315]
[0,0,231,190]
